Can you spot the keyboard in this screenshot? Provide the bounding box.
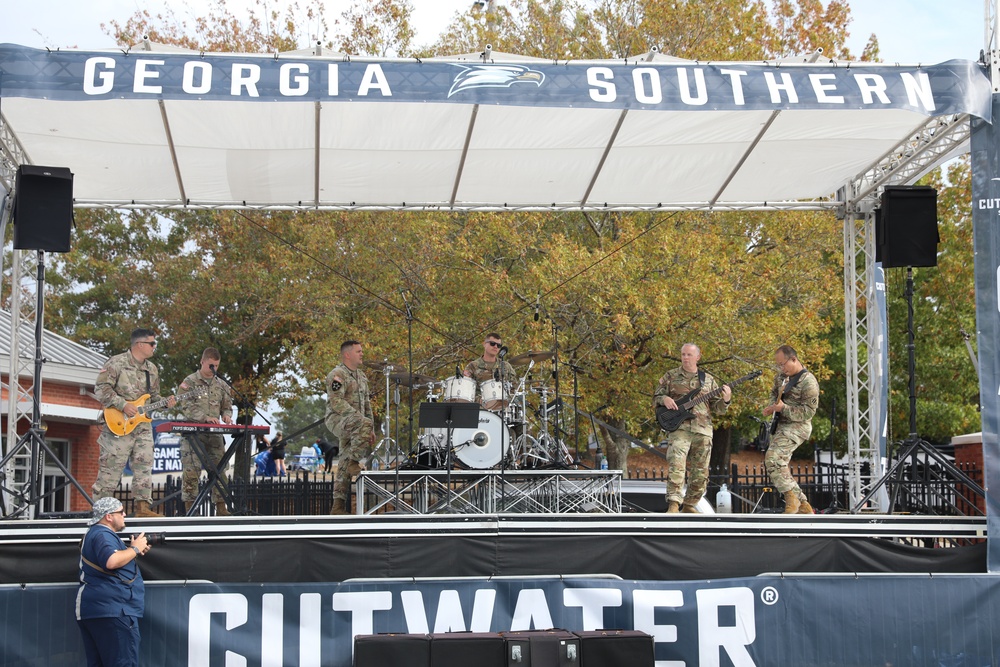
[154,421,271,435]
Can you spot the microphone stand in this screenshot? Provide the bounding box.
[211,367,271,516]
[498,346,509,513]
[401,290,415,456]
[567,361,585,465]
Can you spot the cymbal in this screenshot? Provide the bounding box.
[389,371,436,387]
[509,349,555,365]
[364,360,398,371]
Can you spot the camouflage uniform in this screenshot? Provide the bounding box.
[654,367,729,506]
[92,351,165,504]
[325,363,374,502]
[177,371,233,504]
[464,357,516,410]
[765,369,820,502]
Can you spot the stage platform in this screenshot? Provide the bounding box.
[0,512,986,584]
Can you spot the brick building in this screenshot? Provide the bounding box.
[1,311,107,514]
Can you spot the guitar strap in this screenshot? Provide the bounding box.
[697,369,705,390]
[783,368,807,396]
[143,369,151,394]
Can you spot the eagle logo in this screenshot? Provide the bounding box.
[448,64,545,98]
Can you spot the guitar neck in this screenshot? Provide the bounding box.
[681,371,761,410]
[137,389,196,415]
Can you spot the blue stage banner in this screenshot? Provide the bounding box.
[972,97,1000,574]
[0,44,991,118]
[152,431,183,475]
[3,575,999,666]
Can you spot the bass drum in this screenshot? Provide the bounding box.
[424,409,512,469]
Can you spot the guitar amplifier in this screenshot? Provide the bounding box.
[503,630,580,667]
[574,630,654,667]
[430,632,505,667]
[354,633,430,667]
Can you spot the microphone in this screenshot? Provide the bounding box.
[498,345,508,359]
[456,365,462,379]
[209,364,217,375]
[494,368,500,382]
[534,294,540,322]
[394,386,400,405]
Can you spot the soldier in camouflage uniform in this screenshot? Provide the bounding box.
[464,333,516,410]
[93,329,176,518]
[654,344,731,513]
[325,340,375,515]
[176,347,234,517]
[763,345,820,514]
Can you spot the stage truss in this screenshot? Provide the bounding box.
[356,469,622,516]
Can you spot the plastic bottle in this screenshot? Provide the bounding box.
[716,483,732,513]
[600,453,609,470]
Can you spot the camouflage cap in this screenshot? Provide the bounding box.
[88,497,124,526]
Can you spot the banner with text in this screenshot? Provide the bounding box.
[3,575,999,666]
[0,45,991,118]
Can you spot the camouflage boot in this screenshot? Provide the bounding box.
[215,501,232,517]
[797,500,815,515]
[681,504,699,513]
[666,501,680,514]
[330,498,349,515]
[782,491,801,514]
[134,501,161,518]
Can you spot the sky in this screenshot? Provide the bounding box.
[0,0,988,64]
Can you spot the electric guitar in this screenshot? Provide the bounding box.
[103,388,205,436]
[655,370,762,433]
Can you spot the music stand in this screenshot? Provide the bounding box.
[418,402,479,513]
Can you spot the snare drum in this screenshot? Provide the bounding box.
[442,376,476,402]
[479,379,510,410]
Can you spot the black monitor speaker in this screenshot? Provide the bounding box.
[13,165,74,253]
[876,185,938,268]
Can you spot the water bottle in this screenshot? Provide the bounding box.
[716,483,732,513]
[600,453,609,470]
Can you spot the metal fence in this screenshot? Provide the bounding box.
[111,456,983,517]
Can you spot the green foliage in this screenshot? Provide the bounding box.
[274,395,329,455]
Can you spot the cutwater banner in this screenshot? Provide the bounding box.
[971,97,1000,574]
[0,44,991,118]
[3,575,999,666]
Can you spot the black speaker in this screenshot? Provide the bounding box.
[877,185,938,268]
[13,165,74,252]
[503,630,580,667]
[431,632,505,667]
[574,630,654,667]
[354,633,430,667]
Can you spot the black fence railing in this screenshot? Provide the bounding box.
[629,462,852,513]
[110,457,983,517]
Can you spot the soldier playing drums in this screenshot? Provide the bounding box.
[464,332,516,411]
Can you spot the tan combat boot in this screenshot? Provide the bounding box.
[344,460,362,478]
[681,504,699,514]
[330,498,349,515]
[134,501,161,518]
[782,491,801,514]
[797,500,815,514]
[215,501,232,517]
[666,501,680,514]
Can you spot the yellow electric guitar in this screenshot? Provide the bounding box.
[103,387,205,436]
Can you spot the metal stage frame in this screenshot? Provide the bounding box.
[356,469,622,515]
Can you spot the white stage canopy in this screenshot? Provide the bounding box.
[0,44,991,211]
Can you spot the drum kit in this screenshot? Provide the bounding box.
[366,350,577,472]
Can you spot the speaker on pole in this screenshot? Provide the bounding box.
[876,185,938,268]
[13,165,74,253]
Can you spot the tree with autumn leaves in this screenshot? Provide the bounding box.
[35,0,977,476]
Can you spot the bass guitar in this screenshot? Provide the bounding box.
[103,388,205,436]
[655,370,762,433]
